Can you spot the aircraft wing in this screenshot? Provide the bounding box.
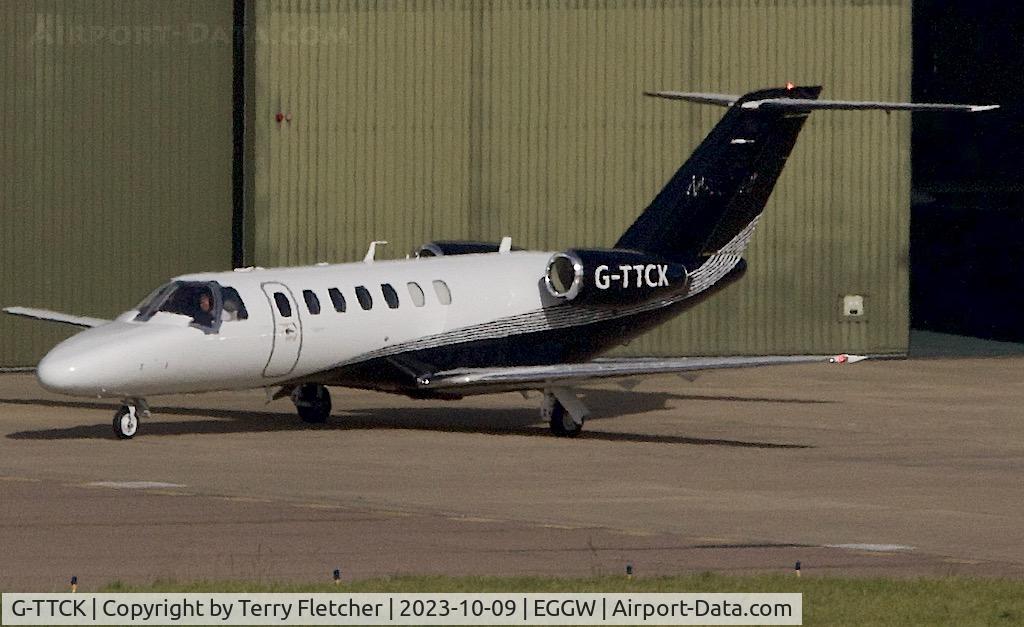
[417,354,866,393]
[3,306,109,328]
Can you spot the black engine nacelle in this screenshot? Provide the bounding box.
[543,248,689,307]
[416,240,521,257]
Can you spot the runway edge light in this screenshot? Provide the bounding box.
[625,563,634,579]
[70,575,78,592]
[333,568,341,585]
[794,561,801,577]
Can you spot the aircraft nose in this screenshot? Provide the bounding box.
[36,346,89,394]
[36,340,118,396]
[35,322,150,397]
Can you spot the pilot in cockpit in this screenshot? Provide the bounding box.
[193,291,216,328]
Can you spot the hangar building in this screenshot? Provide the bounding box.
[2,0,913,366]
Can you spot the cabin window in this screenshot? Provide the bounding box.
[407,282,425,307]
[328,287,346,312]
[355,285,373,310]
[220,287,249,321]
[273,292,292,317]
[303,289,321,315]
[381,283,400,309]
[432,279,452,305]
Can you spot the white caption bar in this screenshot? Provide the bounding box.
[2,593,801,625]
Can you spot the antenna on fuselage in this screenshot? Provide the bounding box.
[363,240,388,263]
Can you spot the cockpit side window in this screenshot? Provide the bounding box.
[221,287,249,321]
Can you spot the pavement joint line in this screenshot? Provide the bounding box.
[0,475,40,482]
[84,481,187,489]
[826,543,915,552]
[218,496,274,504]
[446,516,501,524]
[616,529,658,537]
[85,479,427,522]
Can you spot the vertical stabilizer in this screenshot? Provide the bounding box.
[615,86,822,262]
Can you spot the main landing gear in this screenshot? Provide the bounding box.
[292,383,332,423]
[541,387,590,437]
[113,399,150,439]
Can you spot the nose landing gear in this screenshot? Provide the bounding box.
[292,383,332,424]
[113,399,149,439]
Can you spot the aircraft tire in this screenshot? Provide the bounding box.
[544,396,583,437]
[113,405,138,439]
[294,383,332,424]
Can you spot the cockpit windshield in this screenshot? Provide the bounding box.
[134,281,248,331]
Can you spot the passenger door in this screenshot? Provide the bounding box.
[261,282,302,378]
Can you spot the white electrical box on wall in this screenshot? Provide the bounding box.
[842,294,865,318]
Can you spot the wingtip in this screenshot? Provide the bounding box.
[829,353,868,364]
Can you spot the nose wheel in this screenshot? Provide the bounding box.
[292,383,332,423]
[113,399,149,439]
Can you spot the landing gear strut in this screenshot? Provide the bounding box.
[113,399,149,439]
[292,383,332,423]
[542,388,589,437]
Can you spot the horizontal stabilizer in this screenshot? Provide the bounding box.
[645,90,998,113]
[3,306,108,328]
[643,90,740,107]
[741,98,998,113]
[417,354,867,393]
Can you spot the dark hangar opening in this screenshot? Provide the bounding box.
[911,0,1024,342]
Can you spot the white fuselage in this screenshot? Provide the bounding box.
[37,252,561,397]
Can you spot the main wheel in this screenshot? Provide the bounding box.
[542,394,583,437]
[113,405,139,439]
[293,383,332,423]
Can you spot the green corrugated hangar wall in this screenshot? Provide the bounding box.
[247,0,912,358]
[0,1,234,366]
[1,0,911,366]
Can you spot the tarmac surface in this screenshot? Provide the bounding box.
[2,334,1024,590]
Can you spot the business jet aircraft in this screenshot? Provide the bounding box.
[6,86,996,439]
